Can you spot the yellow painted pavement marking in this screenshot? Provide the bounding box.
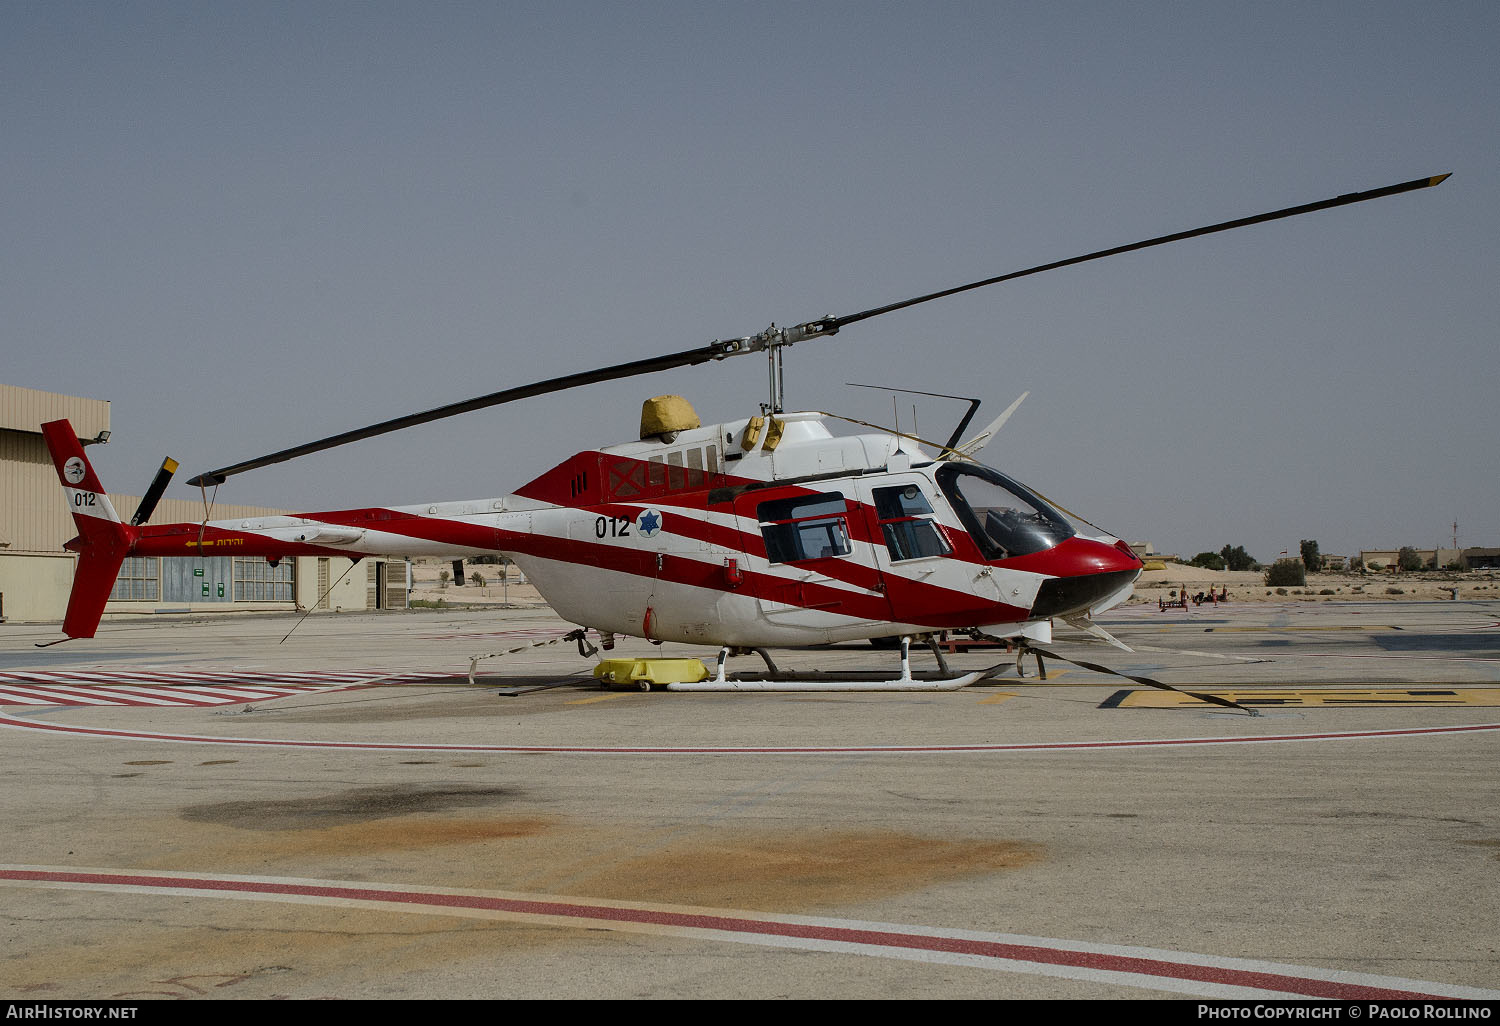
[978,692,1018,705]
[565,693,631,706]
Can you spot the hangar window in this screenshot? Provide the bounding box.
[110,557,160,601]
[234,557,295,601]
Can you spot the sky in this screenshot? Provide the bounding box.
[4,2,1495,564]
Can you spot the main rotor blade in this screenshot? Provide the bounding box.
[825,173,1451,332]
[187,340,738,486]
[131,456,179,525]
[189,172,1448,487]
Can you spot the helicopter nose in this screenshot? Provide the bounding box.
[1026,537,1143,619]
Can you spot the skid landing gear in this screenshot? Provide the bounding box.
[663,637,989,692]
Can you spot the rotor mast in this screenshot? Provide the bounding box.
[718,319,840,415]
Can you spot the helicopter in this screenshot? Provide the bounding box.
[39,173,1450,689]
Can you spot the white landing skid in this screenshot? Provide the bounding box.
[664,638,993,693]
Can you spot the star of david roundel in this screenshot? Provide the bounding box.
[636,508,663,537]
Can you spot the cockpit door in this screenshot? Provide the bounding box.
[854,476,958,618]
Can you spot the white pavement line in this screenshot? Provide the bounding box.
[2,866,1496,1000]
[0,685,117,706]
[2,707,1498,753]
[0,691,54,705]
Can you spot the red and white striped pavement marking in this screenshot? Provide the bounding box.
[0,670,456,707]
[2,865,1495,1000]
[1,706,1497,752]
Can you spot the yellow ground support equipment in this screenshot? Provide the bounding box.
[594,657,710,689]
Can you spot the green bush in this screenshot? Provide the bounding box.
[1265,558,1307,587]
[1300,540,1323,573]
[1189,551,1226,571]
[1220,544,1257,572]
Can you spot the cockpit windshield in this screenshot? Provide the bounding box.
[935,464,1076,560]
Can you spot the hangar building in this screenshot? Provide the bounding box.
[1,383,407,626]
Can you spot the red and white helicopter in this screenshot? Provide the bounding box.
[40,174,1449,690]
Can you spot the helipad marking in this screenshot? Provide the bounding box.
[3,866,1495,1000]
[1103,687,1500,709]
[0,669,449,707]
[2,706,1497,753]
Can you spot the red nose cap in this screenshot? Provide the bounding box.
[1000,536,1144,577]
[1023,538,1144,620]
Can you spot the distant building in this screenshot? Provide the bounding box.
[1357,546,1499,571]
[1128,542,1181,563]
[1464,548,1500,570]
[0,383,407,625]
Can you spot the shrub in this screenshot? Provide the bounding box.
[1220,544,1256,571]
[1265,558,1307,588]
[1386,587,1404,595]
[1189,551,1226,571]
[1397,547,1424,572]
[1300,540,1323,573]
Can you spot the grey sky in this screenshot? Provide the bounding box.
[4,2,1494,563]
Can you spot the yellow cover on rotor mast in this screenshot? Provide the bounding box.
[640,395,701,440]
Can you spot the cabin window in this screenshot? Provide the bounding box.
[758,492,851,563]
[872,485,951,561]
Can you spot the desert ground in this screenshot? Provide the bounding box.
[1131,563,1499,606]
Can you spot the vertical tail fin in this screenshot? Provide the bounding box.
[40,420,134,640]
